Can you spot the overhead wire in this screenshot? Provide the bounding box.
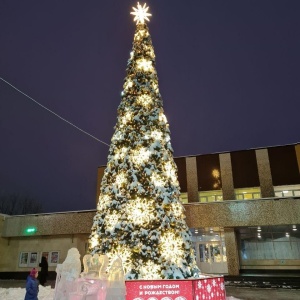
[0,77,110,147]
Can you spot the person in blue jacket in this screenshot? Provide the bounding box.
[24,268,39,300]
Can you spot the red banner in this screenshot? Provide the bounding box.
[126,279,193,300]
[125,277,226,300]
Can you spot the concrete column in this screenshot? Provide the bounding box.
[295,144,300,174]
[224,227,240,275]
[255,149,275,198]
[219,153,235,200]
[186,157,199,203]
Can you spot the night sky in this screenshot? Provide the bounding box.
[1,1,300,213]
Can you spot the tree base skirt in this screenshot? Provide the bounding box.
[125,275,226,300]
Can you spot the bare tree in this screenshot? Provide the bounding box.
[0,191,43,215]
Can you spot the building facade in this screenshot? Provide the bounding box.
[0,143,299,277]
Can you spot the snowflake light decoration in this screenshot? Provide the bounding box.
[105,211,119,231]
[131,2,152,24]
[126,198,155,225]
[160,231,185,265]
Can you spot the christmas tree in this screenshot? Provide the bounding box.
[89,2,200,280]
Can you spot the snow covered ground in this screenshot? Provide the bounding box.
[0,286,241,300]
[0,286,54,300]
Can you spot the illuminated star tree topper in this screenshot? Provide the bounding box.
[130,2,152,24]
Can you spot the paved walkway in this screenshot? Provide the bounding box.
[226,286,300,300]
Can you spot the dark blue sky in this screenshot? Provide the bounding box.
[1,1,300,213]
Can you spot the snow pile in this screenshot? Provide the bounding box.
[0,286,54,300]
[0,287,241,300]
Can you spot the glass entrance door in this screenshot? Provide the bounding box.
[195,241,228,274]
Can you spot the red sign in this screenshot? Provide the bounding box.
[126,279,193,300]
[125,277,226,300]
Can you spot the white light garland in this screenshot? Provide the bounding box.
[136,58,153,72]
[151,173,164,187]
[115,172,127,186]
[97,194,111,210]
[90,233,99,248]
[124,79,133,90]
[151,130,163,140]
[132,147,151,165]
[140,261,161,279]
[159,112,167,123]
[165,161,177,182]
[114,147,128,160]
[137,94,152,107]
[122,111,133,124]
[171,202,184,218]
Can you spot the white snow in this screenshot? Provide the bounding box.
[0,286,54,300]
[0,287,241,300]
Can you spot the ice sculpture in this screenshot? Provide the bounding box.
[81,253,109,280]
[99,254,109,280]
[54,250,125,300]
[106,257,126,300]
[53,248,81,300]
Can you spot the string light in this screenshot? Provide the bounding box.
[105,212,119,231]
[137,94,152,107]
[136,58,153,72]
[140,261,161,279]
[132,147,151,165]
[97,195,111,210]
[0,77,110,146]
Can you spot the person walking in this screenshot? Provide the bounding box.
[24,268,39,300]
[38,256,48,286]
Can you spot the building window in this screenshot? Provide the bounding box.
[274,185,300,198]
[231,150,260,189]
[199,190,223,202]
[238,225,300,262]
[268,145,300,186]
[235,187,261,200]
[197,154,222,193]
[180,192,188,204]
